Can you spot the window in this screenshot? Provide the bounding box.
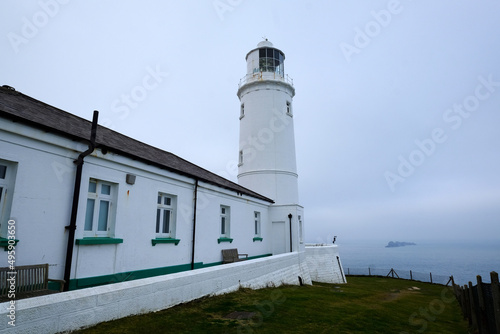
[286,101,292,115]
[239,150,243,166]
[298,215,303,243]
[0,160,17,238]
[240,104,245,118]
[84,179,116,237]
[156,193,176,237]
[254,211,261,236]
[220,206,230,237]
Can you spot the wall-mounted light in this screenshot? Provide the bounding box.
[126,174,136,185]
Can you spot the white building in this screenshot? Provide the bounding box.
[0,41,344,292]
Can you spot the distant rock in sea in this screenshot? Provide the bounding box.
[385,241,416,248]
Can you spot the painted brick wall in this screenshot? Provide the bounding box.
[0,252,311,333]
[305,245,346,284]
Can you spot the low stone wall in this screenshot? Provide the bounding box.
[0,252,311,333]
[305,244,346,284]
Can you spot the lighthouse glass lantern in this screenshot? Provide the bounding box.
[258,47,284,75]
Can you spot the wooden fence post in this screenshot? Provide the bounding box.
[446,276,455,286]
[476,275,488,333]
[454,283,465,317]
[410,270,413,281]
[468,281,478,331]
[463,286,468,318]
[368,267,371,276]
[491,271,500,334]
[430,272,433,284]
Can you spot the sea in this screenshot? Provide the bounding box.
[337,239,500,286]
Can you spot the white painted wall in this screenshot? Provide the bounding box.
[269,204,305,253]
[0,252,312,334]
[0,117,275,286]
[0,119,80,280]
[237,85,298,205]
[305,245,346,284]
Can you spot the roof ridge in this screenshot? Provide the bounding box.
[0,86,273,203]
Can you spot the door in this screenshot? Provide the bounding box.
[272,221,286,255]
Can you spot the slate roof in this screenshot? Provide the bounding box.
[0,85,273,203]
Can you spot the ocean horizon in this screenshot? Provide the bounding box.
[335,238,500,286]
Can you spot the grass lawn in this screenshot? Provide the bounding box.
[74,277,469,333]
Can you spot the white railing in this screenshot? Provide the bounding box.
[238,72,294,88]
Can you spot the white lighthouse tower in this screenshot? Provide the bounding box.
[237,40,304,254]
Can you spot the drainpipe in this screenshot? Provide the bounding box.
[63,110,99,291]
[190,179,199,270]
[288,213,293,252]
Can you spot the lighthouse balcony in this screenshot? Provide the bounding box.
[238,72,294,89]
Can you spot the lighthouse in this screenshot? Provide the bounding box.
[237,40,304,254]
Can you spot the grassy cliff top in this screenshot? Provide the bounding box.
[75,277,468,333]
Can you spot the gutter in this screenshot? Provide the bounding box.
[191,179,199,270]
[288,213,293,252]
[63,111,98,291]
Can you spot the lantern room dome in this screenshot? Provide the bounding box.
[257,39,273,48]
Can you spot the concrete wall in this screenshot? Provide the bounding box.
[305,244,346,284]
[0,252,311,334]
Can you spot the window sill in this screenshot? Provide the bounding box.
[217,237,233,244]
[151,238,180,246]
[76,237,123,245]
[253,237,263,242]
[0,237,19,251]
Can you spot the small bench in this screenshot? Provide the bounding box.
[0,263,65,299]
[222,249,248,264]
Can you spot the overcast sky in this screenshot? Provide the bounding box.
[1,1,499,244]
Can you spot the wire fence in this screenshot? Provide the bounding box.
[345,267,453,286]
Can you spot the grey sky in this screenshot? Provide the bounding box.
[1,1,499,243]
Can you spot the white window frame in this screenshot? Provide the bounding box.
[156,193,176,238]
[220,205,230,237]
[83,179,117,237]
[0,160,17,238]
[254,211,261,237]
